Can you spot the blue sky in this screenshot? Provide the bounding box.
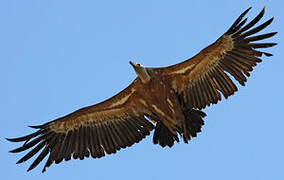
[1,0,283,179]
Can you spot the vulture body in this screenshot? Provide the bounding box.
[7,7,277,172]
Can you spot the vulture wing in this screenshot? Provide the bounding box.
[157,7,277,109]
[6,79,154,172]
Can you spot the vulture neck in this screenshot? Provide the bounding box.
[136,67,151,83]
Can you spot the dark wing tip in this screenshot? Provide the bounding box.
[243,7,252,16]
[267,31,278,37]
[28,125,43,129]
[42,167,47,173]
[6,136,28,143]
[6,137,16,142]
[9,149,18,153]
[242,7,252,18]
[259,7,266,18]
[27,166,34,172]
[6,128,44,144]
[16,158,24,164]
[246,7,252,13]
[225,7,252,35]
[263,52,273,57]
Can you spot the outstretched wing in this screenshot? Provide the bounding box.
[158,7,277,109]
[6,79,154,172]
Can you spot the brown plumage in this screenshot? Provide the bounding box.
[7,7,277,172]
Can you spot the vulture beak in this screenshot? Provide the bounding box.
[129,61,141,72]
[129,61,137,67]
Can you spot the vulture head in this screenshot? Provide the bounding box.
[129,61,151,83]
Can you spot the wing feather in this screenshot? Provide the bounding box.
[158,7,276,109]
[7,80,155,172]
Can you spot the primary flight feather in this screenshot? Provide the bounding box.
[7,7,277,172]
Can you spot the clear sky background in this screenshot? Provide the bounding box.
[1,0,283,179]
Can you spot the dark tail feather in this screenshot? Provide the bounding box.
[152,109,206,147]
[182,109,206,143]
[153,121,179,148]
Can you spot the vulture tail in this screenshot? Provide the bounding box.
[152,109,206,147]
[153,121,179,148]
